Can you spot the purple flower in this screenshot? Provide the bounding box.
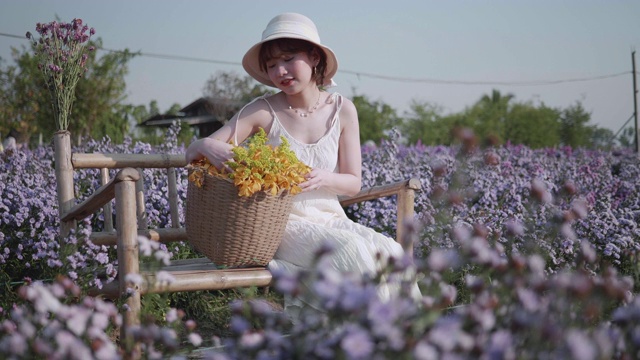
[566,330,597,360]
[340,327,374,359]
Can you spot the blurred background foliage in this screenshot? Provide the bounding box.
[0,40,624,149]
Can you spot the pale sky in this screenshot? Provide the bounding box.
[1,0,639,132]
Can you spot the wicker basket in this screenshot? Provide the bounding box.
[185,171,293,267]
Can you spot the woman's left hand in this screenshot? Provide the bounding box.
[300,168,333,192]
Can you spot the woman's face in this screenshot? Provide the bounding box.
[265,50,317,93]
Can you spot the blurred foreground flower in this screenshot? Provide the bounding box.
[0,276,121,359]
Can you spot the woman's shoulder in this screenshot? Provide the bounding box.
[236,94,277,122]
[332,93,357,120]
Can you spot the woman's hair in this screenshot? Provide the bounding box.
[258,38,328,86]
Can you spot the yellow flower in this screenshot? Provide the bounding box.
[188,128,310,197]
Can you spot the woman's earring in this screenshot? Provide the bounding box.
[312,66,317,76]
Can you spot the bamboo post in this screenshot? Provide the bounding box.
[396,184,417,258]
[632,51,638,153]
[115,170,141,349]
[100,168,114,232]
[54,131,75,238]
[167,167,180,228]
[135,168,148,230]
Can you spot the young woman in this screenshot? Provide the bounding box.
[186,13,419,319]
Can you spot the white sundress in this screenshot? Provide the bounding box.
[238,93,419,316]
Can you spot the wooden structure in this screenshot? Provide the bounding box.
[139,97,245,137]
[53,131,421,342]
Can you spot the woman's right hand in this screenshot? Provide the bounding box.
[185,137,235,169]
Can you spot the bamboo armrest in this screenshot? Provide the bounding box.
[85,177,421,246]
[339,177,421,252]
[339,178,421,207]
[88,177,422,247]
[61,168,140,222]
[72,153,186,169]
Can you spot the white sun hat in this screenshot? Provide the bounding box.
[242,12,338,88]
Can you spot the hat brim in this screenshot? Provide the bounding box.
[242,36,338,88]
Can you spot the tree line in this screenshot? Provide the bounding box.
[0,40,627,149]
[356,89,619,149]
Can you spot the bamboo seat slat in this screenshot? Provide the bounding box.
[142,267,272,294]
[90,228,188,246]
[91,266,273,298]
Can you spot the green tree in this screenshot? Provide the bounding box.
[469,89,514,143]
[352,93,400,144]
[72,41,137,143]
[559,101,593,148]
[401,100,449,145]
[202,71,272,124]
[0,49,42,144]
[0,39,137,145]
[127,101,163,144]
[589,127,615,149]
[617,127,636,148]
[505,102,560,148]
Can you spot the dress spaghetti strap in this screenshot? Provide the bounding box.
[232,95,269,146]
[330,93,343,128]
[233,93,341,146]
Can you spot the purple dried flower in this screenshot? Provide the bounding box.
[27,18,95,130]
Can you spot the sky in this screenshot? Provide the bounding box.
[1,0,639,133]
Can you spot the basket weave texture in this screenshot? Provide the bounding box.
[186,171,293,267]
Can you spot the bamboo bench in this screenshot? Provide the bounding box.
[52,133,421,340]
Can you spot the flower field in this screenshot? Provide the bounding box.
[2,125,640,358]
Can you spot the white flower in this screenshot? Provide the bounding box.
[414,341,439,360]
[31,283,62,314]
[188,333,203,347]
[138,236,153,257]
[156,270,176,285]
[239,332,264,349]
[66,308,91,336]
[124,273,143,286]
[154,250,172,266]
[166,308,178,323]
[91,312,110,330]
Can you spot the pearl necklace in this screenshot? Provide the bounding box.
[287,91,321,117]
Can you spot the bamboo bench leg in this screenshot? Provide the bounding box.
[396,187,416,258]
[116,179,141,345]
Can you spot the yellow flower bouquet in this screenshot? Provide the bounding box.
[185,129,310,267]
[188,128,310,196]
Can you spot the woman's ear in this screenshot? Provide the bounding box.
[310,48,321,66]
